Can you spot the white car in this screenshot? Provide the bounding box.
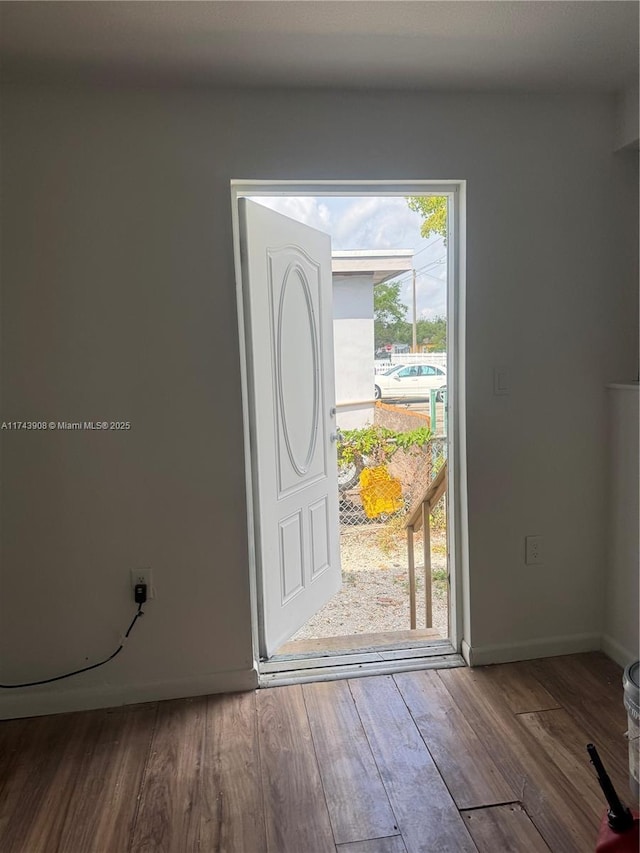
[374,363,446,400]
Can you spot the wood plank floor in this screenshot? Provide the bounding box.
[0,652,631,852]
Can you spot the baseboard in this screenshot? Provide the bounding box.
[0,667,259,720]
[601,634,639,669]
[460,638,472,666]
[465,632,601,667]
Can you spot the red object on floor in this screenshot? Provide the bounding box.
[595,812,640,852]
[588,743,639,852]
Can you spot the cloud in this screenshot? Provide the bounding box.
[250,196,331,232]
[332,197,419,251]
[247,195,447,319]
[399,274,447,320]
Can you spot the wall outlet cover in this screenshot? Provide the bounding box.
[131,568,154,598]
[493,367,510,395]
[525,535,542,565]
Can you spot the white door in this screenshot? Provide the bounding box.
[239,199,341,657]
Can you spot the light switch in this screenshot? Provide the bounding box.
[493,367,509,395]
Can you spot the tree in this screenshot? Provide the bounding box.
[406,196,448,242]
[373,284,447,351]
[389,317,447,350]
[374,280,408,346]
[416,316,447,351]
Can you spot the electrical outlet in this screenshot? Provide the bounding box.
[131,568,154,598]
[493,367,510,395]
[525,535,542,565]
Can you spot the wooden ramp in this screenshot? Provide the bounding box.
[406,460,447,629]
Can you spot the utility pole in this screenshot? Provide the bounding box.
[412,268,418,353]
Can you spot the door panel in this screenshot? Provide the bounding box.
[239,199,341,657]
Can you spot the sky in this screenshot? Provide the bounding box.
[250,196,447,320]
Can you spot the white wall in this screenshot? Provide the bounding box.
[1,85,638,715]
[603,386,639,667]
[332,274,375,430]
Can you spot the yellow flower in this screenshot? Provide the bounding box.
[360,466,403,518]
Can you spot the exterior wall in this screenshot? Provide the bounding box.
[0,84,637,715]
[332,275,375,430]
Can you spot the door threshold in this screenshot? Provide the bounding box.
[267,636,452,665]
[273,627,443,659]
[259,641,464,687]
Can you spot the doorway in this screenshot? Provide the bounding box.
[231,181,466,682]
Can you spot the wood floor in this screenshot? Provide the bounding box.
[0,652,632,852]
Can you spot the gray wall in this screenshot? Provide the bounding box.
[605,386,639,666]
[1,85,638,714]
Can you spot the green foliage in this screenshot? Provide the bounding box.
[393,426,432,451]
[406,196,448,242]
[374,281,408,346]
[373,195,448,350]
[432,567,448,594]
[416,316,446,351]
[337,424,433,469]
[374,280,407,325]
[375,310,447,351]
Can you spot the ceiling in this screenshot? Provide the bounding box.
[1,1,638,93]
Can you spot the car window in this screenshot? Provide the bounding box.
[420,365,436,375]
[397,367,417,378]
[383,365,403,376]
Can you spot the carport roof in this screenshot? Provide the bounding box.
[331,249,413,285]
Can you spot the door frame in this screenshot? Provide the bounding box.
[230,179,468,670]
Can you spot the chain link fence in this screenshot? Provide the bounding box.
[338,435,447,527]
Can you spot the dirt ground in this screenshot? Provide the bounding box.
[291,524,449,642]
